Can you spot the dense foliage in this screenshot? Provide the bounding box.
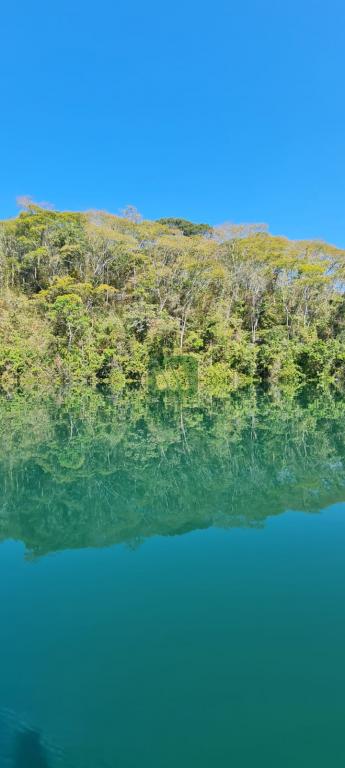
[1,201,345,393]
[1,388,345,556]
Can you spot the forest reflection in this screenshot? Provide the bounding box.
[1,387,345,557]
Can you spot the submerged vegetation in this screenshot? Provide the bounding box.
[1,199,345,394]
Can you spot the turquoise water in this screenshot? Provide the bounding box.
[1,390,345,767]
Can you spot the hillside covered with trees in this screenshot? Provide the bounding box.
[1,199,345,394]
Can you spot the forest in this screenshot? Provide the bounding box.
[1,199,345,395]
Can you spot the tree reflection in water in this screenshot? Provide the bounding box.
[1,387,345,557]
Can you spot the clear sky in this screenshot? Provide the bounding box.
[1,0,345,245]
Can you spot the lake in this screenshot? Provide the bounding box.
[1,388,345,767]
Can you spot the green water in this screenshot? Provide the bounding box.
[1,389,345,767]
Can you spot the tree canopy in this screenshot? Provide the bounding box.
[1,203,345,393]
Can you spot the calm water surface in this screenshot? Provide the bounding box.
[0,390,345,767]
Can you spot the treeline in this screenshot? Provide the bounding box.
[1,200,345,393]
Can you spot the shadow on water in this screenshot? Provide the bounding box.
[13,728,50,768]
[0,710,64,768]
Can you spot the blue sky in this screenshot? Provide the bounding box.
[1,0,345,245]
